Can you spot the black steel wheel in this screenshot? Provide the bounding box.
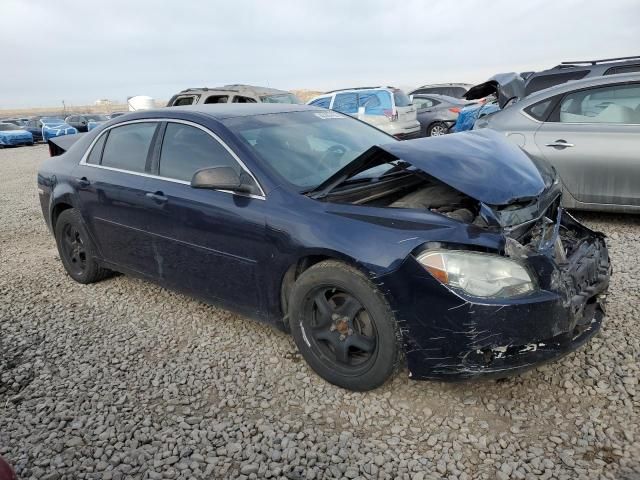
[289,260,401,391]
[54,208,110,284]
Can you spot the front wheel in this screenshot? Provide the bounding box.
[289,260,401,391]
[427,121,449,137]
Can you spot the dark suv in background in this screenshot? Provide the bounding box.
[524,55,640,96]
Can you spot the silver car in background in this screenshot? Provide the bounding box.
[476,73,640,213]
[411,94,475,136]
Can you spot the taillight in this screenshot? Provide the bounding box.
[383,109,398,121]
[448,107,461,114]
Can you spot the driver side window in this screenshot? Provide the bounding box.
[158,123,241,182]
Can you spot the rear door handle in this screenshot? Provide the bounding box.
[76,176,90,187]
[146,191,168,203]
[545,140,575,148]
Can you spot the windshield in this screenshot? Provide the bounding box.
[259,93,301,104]
[223,110,394,190]
[0,124,20,131]
[86,115,108,121]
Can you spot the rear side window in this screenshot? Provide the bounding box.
[172,96,197,106]
[413,97,438,109]
[101,123,157,173]
[233,96,257,103]
[525,71,589,96]
[204,95,229,104]
[159,123,240,182]
[392,90,411,107]
[309,97,331,108]
[86,134,107,164]
[604,64,640,75]
[333,93,358,114]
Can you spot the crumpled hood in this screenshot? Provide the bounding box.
[378,130,552,206]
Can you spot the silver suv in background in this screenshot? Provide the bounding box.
[475,73,640,213]
[308,87,420,139]
[167,85,302,107]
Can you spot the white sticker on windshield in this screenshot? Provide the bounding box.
[314,111,342,119]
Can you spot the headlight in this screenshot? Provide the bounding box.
[416,250,535,298]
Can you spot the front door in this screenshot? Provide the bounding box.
[534,81,640,206]
[143,121,268,314]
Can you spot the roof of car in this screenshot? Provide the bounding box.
[175,84,293,96]
[137,103,319,120]
[412,93,469,103]
[522,71,640,103]
[413,83,473,88]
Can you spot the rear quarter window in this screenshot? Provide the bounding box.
[358,90,392,115]
[86,133,107,164]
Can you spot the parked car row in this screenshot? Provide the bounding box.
[0,112,127,147]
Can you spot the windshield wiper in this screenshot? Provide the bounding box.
[305,146,400,199]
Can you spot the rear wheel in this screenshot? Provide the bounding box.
[289,260,401,391]
[427,121,449,137]
[54,209,110,284]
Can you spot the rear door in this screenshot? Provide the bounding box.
[73,121,161,276]
[142,121,267,313]
[534,82,640,206]
[332,92,358,117]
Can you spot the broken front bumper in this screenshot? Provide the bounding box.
[380,213,610,381]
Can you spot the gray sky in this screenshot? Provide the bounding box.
[2,0,639,108]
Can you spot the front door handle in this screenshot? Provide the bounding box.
[76,176,90,187]
[545,140,575,149]
[146,191,168,203]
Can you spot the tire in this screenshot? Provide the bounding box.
[289,260,401,391]
[427,121,449,137]
[54,208,110,284]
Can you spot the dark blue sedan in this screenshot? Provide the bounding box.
[38,104,610,391]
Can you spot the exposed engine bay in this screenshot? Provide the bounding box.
[321,170,604,275]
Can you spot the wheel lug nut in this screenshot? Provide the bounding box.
[347,328,353,335]
[330,325,336,332]
[331,314,340,321]
[339,334,346,341]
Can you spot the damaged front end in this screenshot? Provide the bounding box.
[323,131,611,380]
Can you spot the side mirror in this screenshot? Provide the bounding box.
[191,166,257,194]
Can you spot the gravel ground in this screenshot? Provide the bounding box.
[1,145,639,480]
